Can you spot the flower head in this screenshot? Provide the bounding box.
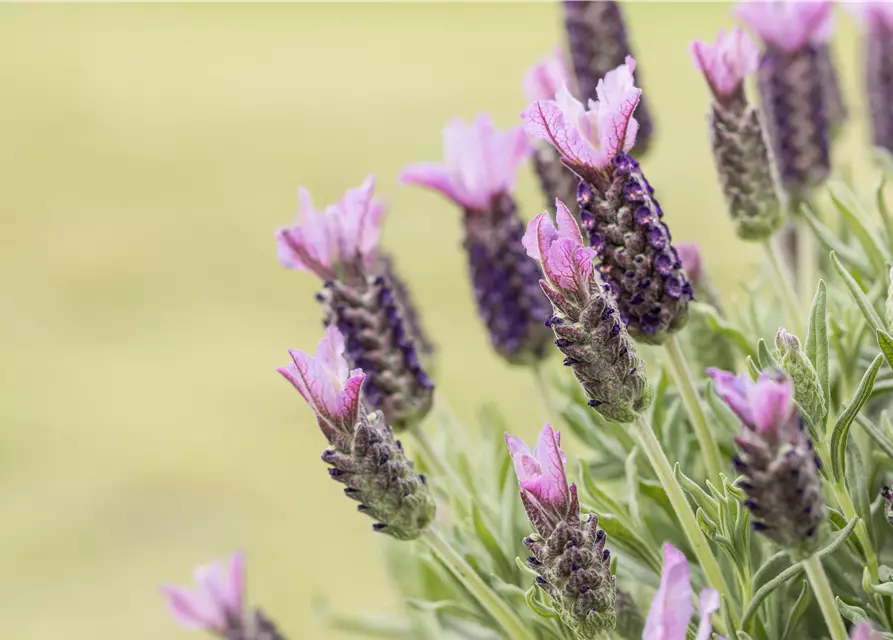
[276,176,385,280]
[851,622,885,640]
[644,544,721,640]
[401,113,531,211]
[707,368,796,438]
[522,56,640,175]
[690,28,760,100]
[278,325,366,438]
[522,199,598,304]
[848,2,893,32]
[524,50,572,103]
[736,1,834,53]
[161,552,245,635]
[506,424,572,512]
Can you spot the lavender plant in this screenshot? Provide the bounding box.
[162,2,893,640]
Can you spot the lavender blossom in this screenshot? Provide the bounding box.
[523,57,692,344]
[524,53,580,217]
[276,176,434,430]
[737,1,835,202]
[401,115,552,364]
[850,2,893,152]
[709,368,825,558]
[375,252,436,364]
[690,28,784,240]
[506,425,616,637]
[561,1,654,154]
[523,200,651,422]
[278,326,435,540]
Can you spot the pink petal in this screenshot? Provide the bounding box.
[527,425,569,507]
[675,242,702,283]
[505,433,537,484]
[161,585,221,631]
[750,374,793,436]
[850,622,883,640]
[848,3,893,31]
[695,588,721,640]
[572,246,598,296]
[316,325,350,384]
[522,212,546,260]
[690,28,759,98]
[554,199,584,247]
[535,212,560,271]
[282,348,338,419]
[736,1,833,52]
[400,163,463,205]
[644,544,694,640]
[544,237,580,293]
[594,56,641,158]
[225,552,245,618]
[707,368,756,428]
[522,99,595,169]
[335,370,366,423]
[523,51,571,103]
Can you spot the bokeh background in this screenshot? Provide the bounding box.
[0,2,870,638]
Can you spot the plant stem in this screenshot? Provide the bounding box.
[531,362,558,423]
[662,334,723,483]
[802,554,849,640]
[762,237,803,333]
[630,416,740,628]
[796,216,818,318]
[411,427,451,480]
[422,528,536,640]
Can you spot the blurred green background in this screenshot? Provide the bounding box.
[0,2,868,639]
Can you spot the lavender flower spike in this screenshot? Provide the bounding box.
[162,553,290,639]
[279,326,435,540]
[523,200,651,422]
[523,57,692,344]
[562,1,654,154]
[401,114,552,364]
[506,425,616,638]
[849,3,893,153]
[709,368,824,558]
[736,1,835,202]
[277,176,434,431]
[524,52,580,217]
[643,544,721,640]
[691,28,783,241]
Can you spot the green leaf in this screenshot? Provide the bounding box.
[877,175,893,248]
[746,356,761,380]
[780,581,810,640]
[878,329,893,372]
[868,581,893,597]
[674,462,720,523]
[836,598,870,624]
[471,503,514,579]
[523,585,558,618]
[805,280,830,422]
[577,459,625,518]
[752,551,791,593]
[830,354,883,481]
[639,478,675,520]
[690,301,758,360]
[757,338,776,369]
[831,251,884,333]
[863,413,893,461]
[705,379,742,435]
[593,512,663,575]
[801,205,871,273]
[697,507,718,537]
[740,516,860,632]
[829,182,889,275]
[625,447,641,524]
[846,443,873,550]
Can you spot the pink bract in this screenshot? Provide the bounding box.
[504,424,571,510]
[736,1,834,53]
[707,368,795,437]
[690,28,760,99]
[524,50,572,103]
[161,552,245,633]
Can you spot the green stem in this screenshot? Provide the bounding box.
[422,528,536,640]
[802,554,849,640]
[796,216,818,318]
[630,416,740,628]
[663,334,723,483]
[762,237,803,333]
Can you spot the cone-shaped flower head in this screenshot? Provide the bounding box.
[523,200,651,422]
[643,544,722,640]
[736,1,836,201]
[402,115,552,364]
[506,425,616,638]
[774,328,825,433]
[276,178,434,430]
[691,28,783,241]
[851,622,885,640]
[561,0,654,154]
[709,368,825,557]
[162,553,246,636]
[279,326,435,540]
[850,3,893,152]
[524,58,692,343]
[375,252,436,365]
[882,485,893,525]
[524,53,581,215]
[276,175,384,281]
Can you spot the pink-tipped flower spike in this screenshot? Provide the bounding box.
[643,544,722,640]
[708,368,825,558]
[524,53,581,216]
[849,2,893,152]
[161,553,246,636]
[524,57,692,344]
[851,621,885,640]
[401,114,552,365]
[523,200,651,423]
[279,326,435,540]
[561,1,654,155]
[736,1,838,202]
[506,425,616,638]
[276,177,434,431]
[691,28,783,242]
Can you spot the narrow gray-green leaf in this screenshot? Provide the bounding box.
[471,504,513,579]
[836,598,870,623]
[801,205,871,273]
[757,338,776,370]
[806,279,830,421]
[691,301,758,360]
[830,354,883,481]
[846,443,873,549]
[674,462,720,523]
[831,251,884,333]
[829,182,889,274]
[780,581,810,640]
[524,585,558,618]
[878,329,893,373]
